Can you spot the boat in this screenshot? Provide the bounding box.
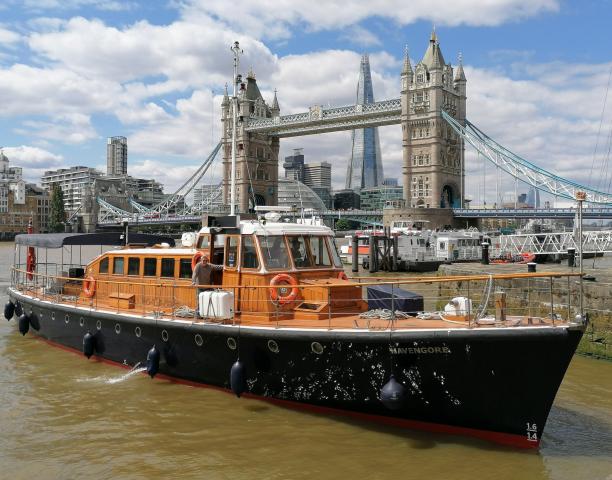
[3,42,587,449]
[341,224,486,272]
[6,217,586,449]
[490,252,537,264]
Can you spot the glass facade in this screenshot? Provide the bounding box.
[345,54,384,191]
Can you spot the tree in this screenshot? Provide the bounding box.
[49,183,66,232]
[335,219,353,231]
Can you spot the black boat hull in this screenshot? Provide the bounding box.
[8,289,584,448]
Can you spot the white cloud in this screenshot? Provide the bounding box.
[340,25,382,48]
[16,113,98,144]
[28,17,277,86]
[0,26,22,45]
[181,0,560,40]
[2,145,64,183]
[19,0,137,12]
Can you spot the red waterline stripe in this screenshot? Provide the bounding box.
[33,334,538,450]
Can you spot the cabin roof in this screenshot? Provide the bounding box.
[199,220,333,236]
[15,232,176,248]
[104,247,195,256]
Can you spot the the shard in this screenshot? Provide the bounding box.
[345,54,384,191]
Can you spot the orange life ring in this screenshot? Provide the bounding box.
[192,251,204,271]
[83,276,96,298]
[337,271,348,281]
[26,247,36,281]
[269,273,299,305]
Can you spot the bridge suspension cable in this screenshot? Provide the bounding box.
[442,110,612,205]
[140,141,222,216]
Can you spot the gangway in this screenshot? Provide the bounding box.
[496,230,612,256]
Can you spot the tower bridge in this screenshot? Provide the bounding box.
[95,32,611,230]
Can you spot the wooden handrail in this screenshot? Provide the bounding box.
[11,266,582,290]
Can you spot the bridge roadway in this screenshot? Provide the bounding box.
[96,207,612,228]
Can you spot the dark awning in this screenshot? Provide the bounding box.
[14,232,176,248]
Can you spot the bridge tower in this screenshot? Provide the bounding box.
[400,31,466,210]
[222,69,280,213]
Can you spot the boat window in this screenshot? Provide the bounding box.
[197,234,210,249]
[259,236,289,269]
[161,258,175,277]
[143,258,157,276]
[99,257,109,274]
[287,236,313,268]
[328,237,344,268]
[113,257,124,275]
[225,236,239,268]
[242,235,259,269]
[127,257,140,276]
[178,258,192,278]
[307,237,331,267]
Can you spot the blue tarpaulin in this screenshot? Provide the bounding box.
[367,285,424,314]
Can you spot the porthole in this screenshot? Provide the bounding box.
[195,334,203,347]
[227,337,237,350]
[64,314,70,324]
[267,339,279,353]
[135,326,142,338]
[51,312,55,321]
[311,342,324,355]
[79,317,84,327]
[96,320,102,330]
[161,330,169,342]
[115,323,121,334]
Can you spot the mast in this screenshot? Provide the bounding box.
[230,41,243,216]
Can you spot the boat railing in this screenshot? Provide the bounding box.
[10,266,585,330]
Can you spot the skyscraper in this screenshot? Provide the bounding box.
[345,54,384,192]
[107,136,128,176]
[283,148,305,182]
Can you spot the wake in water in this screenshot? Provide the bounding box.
[76,362,147,385]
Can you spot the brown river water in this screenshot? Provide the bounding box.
[1,242,611,479]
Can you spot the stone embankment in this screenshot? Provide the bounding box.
[439,262,612,361]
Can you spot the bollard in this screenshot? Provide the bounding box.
[567,248,575,268]
[369,236,377,273]
[392,234,399,272]
[481,242,489,265]
[527,262,537,273]
[351,235,359,273]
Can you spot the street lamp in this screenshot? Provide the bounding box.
[575,191,586,319]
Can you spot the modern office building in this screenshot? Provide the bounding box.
[383,178,398,186]
[41,166,102,212]
[345,54,384,191]
[303,161,332,190]
[360,185,403,210]
[278,178,327,212]
[283,149,305,182]
[526,187,541,208]
[107,136,128,176]
[333,189,361,210]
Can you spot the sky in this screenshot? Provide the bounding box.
[0,0,611,206]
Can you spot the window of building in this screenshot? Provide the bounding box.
[242,235,259,269]
[416,74,424,83]
[127,257,140,276]
[161,258,175,277]
[112,257,124,275]
[99,257,109,274]
[143,258,157,276]
[179,259,192,279]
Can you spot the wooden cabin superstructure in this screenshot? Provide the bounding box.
[70,221,369,324]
